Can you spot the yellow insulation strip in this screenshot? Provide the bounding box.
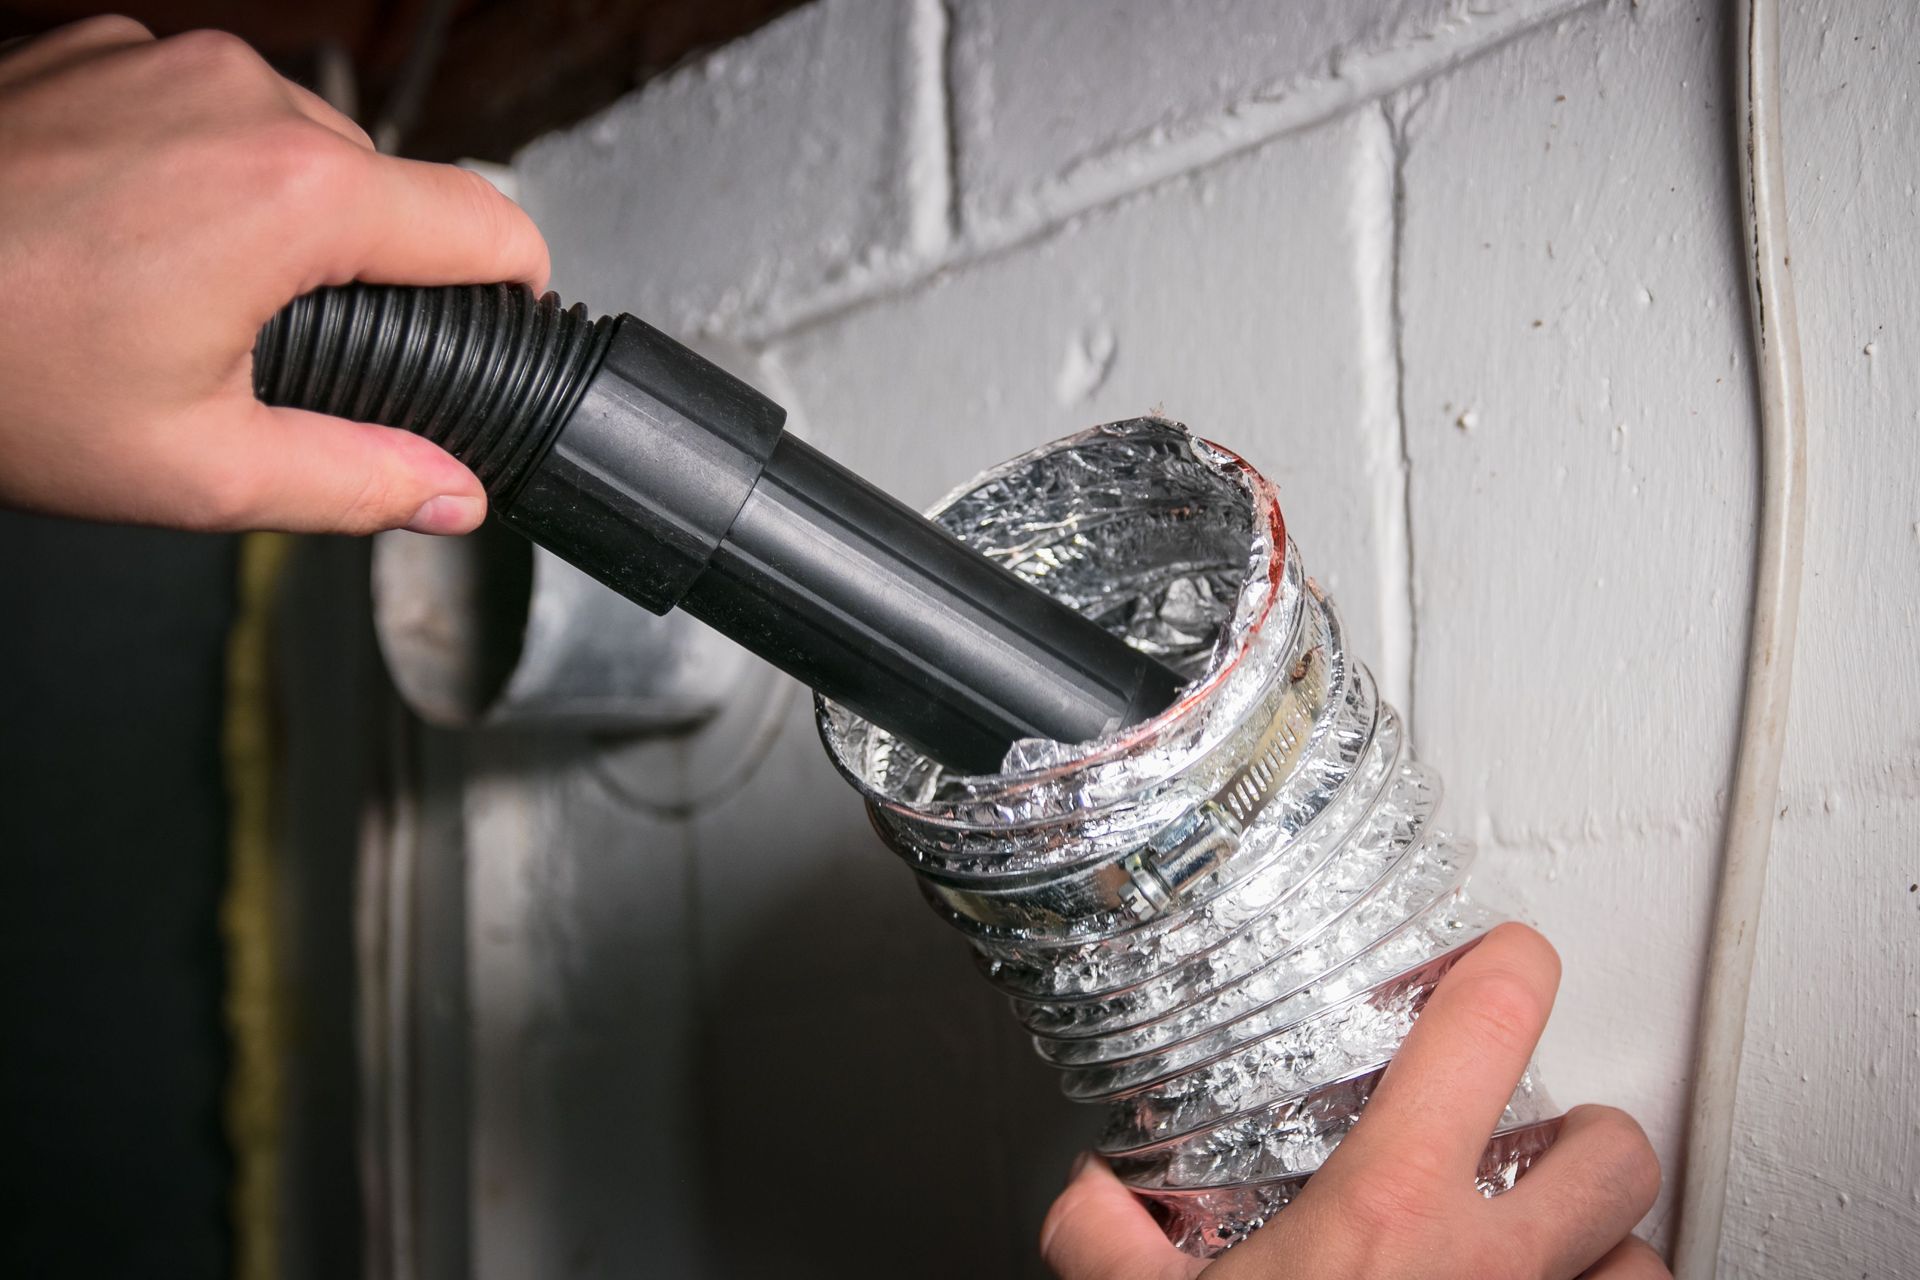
[221,531,290,1280]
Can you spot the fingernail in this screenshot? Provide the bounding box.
[1067,1150,1093,1181]
[404,494,486,535]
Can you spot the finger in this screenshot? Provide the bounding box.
[197,402,486,535]
[1491,1106,1662,1278]
[1039,1154,1208,1280]
[278,77,374,150]
[0,14,153,87]
[1336,924,1561,1181]
[308,150,551,292]
[1583,1235,1671,1279]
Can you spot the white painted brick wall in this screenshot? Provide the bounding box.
[1398,3,1757,839]
[771,107,1399,675]
[1392,7,1757,1244]
[946,0,1588,235]
[515,0,940,338]
[1731,2,1920,1274]
[450,0,1920,1274]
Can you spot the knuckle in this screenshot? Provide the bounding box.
[1035,1200,1072,1265]
[450,165,513,233]
[336,466,406,534]
[1036,1183,1096,1277]
[1628,1140,1663,1210]
[257,122,356,203]
[336,477,395,533]
[162,29,269,81]
[453,161,508,204]
[1620,1236,1674,1278]
[1447,967,1550,1060]
[337,116,376,151]
[1462,1237,1538,1280]
[1341,1165,1454,1239]
[1590,1108,1663,1209]
[1552,1105,1662,1225]
[448,165,544,270]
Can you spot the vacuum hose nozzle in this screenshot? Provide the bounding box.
[255,283,1184,773]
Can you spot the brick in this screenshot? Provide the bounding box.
[768,106,1399,671]
[514,0,928,337]
[949,0,1587,235]
[1397,0,1754,840]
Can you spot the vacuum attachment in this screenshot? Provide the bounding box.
[254,283,1184,773]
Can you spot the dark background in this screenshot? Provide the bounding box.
[0,0,804,160]
[0,516,238,1276]
[0,4,796,1274]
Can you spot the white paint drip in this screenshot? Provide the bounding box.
[1054,324,1117,405]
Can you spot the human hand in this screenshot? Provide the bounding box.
[1039,925,1669,1279]
[0,17,548,535]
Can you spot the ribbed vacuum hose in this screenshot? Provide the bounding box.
[253,284,1184,774]
[253,283,613,503]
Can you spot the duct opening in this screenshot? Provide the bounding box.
[370,523,746,731]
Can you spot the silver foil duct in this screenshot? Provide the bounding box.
[817,418,1561,1257]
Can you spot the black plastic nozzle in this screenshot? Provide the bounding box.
[254,283,1183,774]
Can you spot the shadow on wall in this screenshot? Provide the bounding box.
[456,694,1097,1280]
[690,850,1096,1279]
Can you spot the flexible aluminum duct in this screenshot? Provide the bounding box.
[818,417,1562,1256]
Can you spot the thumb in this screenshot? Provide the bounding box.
[207,402,487,535]
[1039,1154,1208,1280]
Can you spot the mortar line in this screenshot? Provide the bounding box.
[739,0,1602,348]
[1352,101,1414,733]
[904,0,956,259]
[939,0,963,245]
[1386,99,1420,749]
